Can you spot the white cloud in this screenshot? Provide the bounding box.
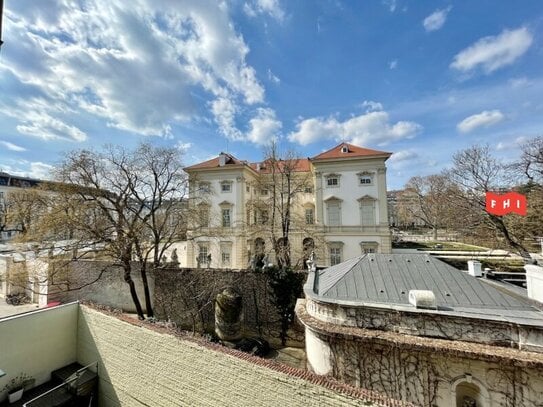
[382,0,397,12]
[361,100,383,112]
[1,161,54,180]
[267,69,281,84]
[388,149,419,169]
[457,110,505,133]
[288,110,422,146]
[2,1,266,141]
[246,108,282,145]
[451,27,533,74]
[244,0,285,21]
[496,136,528,151]
[16,111,87,142]
[389,60,398,70]
[0,141,26,152]
[423,7,452,32]
[175,141,193,153]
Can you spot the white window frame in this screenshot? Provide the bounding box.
[325,199,342,226]
[222,208,231,227]
[358,196,376,226]
[220,180,233,193]
[326,174,341,188]
[329,242,343,266]
[305,207,314,225]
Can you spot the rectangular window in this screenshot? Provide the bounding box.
[360,176,372,185]
[246,185,250,193]
[327,177,339,187]
[221,252,231,265]
[360,201,375,226]
[327,202,341,226]
[198,245,208,264]
[222,208,231,227]
[304,186,313,193]
[260,210,268,225]
[330,247,342,266]
[260,189,268,196]
[221,183,231,193]
[305,208,314,225]
[364,247,376,254]
[198,182,210,193]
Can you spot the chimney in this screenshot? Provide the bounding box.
[218,153,227,167]
[467,260,482,277]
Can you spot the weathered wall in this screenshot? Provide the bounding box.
[298,300,543,407]
[52,260,153,313]
[0,303,79,402]
[153,267,305,346]
[305,298,543,352]
[76,305,393,407]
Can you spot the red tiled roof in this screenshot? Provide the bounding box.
[311,142,392,161]
[249,158,311,173]
[184,153,246,171]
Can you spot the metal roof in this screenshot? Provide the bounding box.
[306,254,543,323]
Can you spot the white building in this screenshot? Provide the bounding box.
[182,142,392,269]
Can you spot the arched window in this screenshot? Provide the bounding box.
[451,375,489,407]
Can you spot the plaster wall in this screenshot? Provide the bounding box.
[0,303,78,402]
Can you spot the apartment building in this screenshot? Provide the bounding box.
[183,142,392,269]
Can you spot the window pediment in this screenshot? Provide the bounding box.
[357,195,376,202]
[324,195,343,202]
[219,200,234,207]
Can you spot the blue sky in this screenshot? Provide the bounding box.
[1,0,542,189]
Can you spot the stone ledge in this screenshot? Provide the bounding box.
[296,299,543,368]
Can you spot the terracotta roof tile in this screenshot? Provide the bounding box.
[184,153,246,171]
[311,143,392,161]
[249,158,311,173]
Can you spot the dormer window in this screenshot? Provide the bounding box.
[341,145,349,153]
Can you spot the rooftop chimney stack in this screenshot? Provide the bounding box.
[218,153,227,167]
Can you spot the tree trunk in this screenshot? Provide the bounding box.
[140,264,154,318]
[123,265,145,320]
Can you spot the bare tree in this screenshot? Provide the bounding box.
[444,144,530,257]
[18,143,190,320]
[517,136,543,183]
[254,143,315,269]
[398,175,457,239]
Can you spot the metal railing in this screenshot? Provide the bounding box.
[23,361,98,407]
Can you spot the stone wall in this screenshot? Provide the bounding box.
[77,305,402,407]
[305,297,543,353]
[153,267,306,346]
[297,300,543,407]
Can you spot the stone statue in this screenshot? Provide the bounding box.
[215,288,243,341]
[306,250,317,272]
[170,248,179,267]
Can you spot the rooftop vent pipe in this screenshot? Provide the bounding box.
[408,290,437,310]
[467,260,482,277]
